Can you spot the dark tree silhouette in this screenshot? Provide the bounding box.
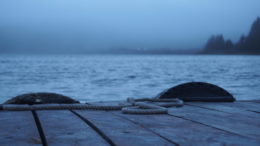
[203,17,260,53]
[225,40,234,49]
[204,35,233,50]
[241,17,260,50]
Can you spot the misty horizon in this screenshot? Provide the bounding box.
[0,0,260,53]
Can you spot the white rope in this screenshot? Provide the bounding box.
[122,98,183,114]
[0,98,184,114]
[1,104,126,111]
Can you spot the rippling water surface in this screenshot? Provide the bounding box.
[0,55,260,103]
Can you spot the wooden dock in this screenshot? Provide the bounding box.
[0,100,260,146]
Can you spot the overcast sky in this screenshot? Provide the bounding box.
[0,0,260,51]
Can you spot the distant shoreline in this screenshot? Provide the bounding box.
[198,49,260,55]
[1,51,260,55]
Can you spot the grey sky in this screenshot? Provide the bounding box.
[0,0,260,50]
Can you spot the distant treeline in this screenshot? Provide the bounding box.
[203,17,260,54]
[1,17,259,55]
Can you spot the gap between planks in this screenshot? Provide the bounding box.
[168,104,260,140]
[73,110,177,146]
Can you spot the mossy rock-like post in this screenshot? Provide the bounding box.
[4,92,79,104]
[157,82,235,102]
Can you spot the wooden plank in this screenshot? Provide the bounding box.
[75,110,175,146]
[112,111,260,146]
[202,101,260,113]
[168,105,260,140]
[232,101,260,113]
[36,110,109,146]
[0,111,42,145]
[187,102,260,118]
[240,100,260,104]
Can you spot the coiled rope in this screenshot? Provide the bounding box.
[0,98,184,114]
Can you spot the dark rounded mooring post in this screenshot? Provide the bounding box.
[4,92,79,104]
[157,82,235,102]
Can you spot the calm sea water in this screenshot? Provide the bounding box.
[0,55,260,103]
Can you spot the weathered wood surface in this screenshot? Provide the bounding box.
[187,102,260,118]
[228,101,260,112]
[168,104,260,140]
[241,100,260,104]
[74,110,174,146]
[36,110,108,146]
[113,111,260,146]
[189,101,260,113]
[0,100,260,146]
[0,111,42,145]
